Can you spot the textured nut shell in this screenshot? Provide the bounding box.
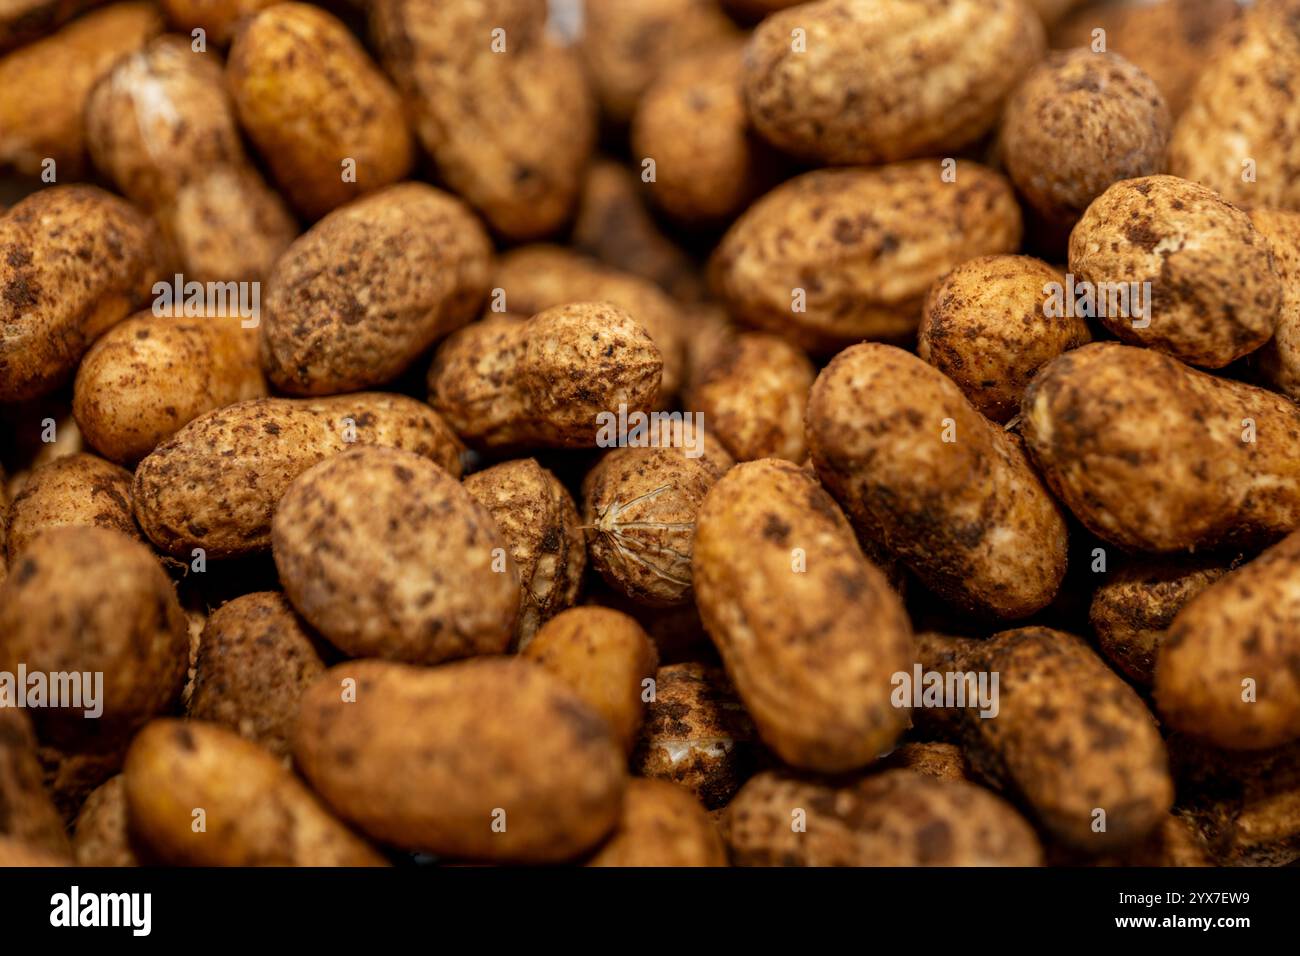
[186,592,326,758]
[0,526,187,746]
[632,662,759,809]
[228,3,411,219]
[582,445,728,607]
[743,0,1044,164]
[1169,0,1300,209]
[463,458,585,646]
[6,453,140,560]
[711,162,1022,351]
[261,183,490,395]
[0,3,161,178]
[880,741,971,782]
[72,776,142,867]
[0,708,71,857]
[808,344,1068,618]
[492,245,687,399]
[0,185,163,402]
[273,446,519,665]
[918,255,1090,422]
[1089,556,1231,686]
[428,302,663,448]
[522,607,658,754]
[725,769,1043,866]
[124,719,386,866]
[1156,532,1300,750]
[694,459,914,771]
[74,313,267,465]
[1001,50,1170,228]
[294,658,626,862]
[587,779,726,867]
[687,332,814,461]
[133,393,464,558]
[1021,342,1300,552]
[1254,208,1300,399]
[1068,175,1280,367]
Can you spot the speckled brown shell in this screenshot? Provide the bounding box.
[0,526,188,747]
[1068,175,1280,366]
[710,162,1022,351]
[186,592,327,759]
[1156,532,1300,750]
[0,708,71,857]
[5,453,140,561]
[85,35,297,282]
[1089,555,1231,686]
[294,657,627,862]
[1000,50,1170,229]
[693,459,914,771]
[428,302,664,448]
[463,458,585,646]
[0,185,164,402]
[272,446,519,665]
[74,312,267,465]
[1169,0,1300,209]
[742,0,1044,164]
[918,255,1090,423]
[943,627,1173,853]
[261,183,491,395]
[880,741,971,782]
[687,331,814,461]
[371,0,594,239]
[71,775,143,867]
[632,662,759,810]
[228,3,412,220]
[1253,208,1300,399]
[0,3,162,179]
[133,392,464,558]
[808,343,1069,618]
[725,769,1043,866]
[587,778,726,866]
[492,245,687,399]
[582,445,730,607]
[124,719,387,866]
[521,606,659,754]
[1021,342,1300,552]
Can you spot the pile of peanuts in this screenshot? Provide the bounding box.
[1,0,1299,868]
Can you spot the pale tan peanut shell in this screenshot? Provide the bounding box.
[587,779,726,867]
[72,776,143,867]
[5,453,140,561]
[294,658,627,862]
[1253,208,1300,399]
[133,393,464,559]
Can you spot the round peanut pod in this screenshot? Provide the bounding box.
[1021,342,1300,552]
[1156,532,1300,750]
[632,662,760,810]
[273,446,519,665]
[586,779,726,867]
[74,312,267,465]
[742,0,1043,164]
[686,331,814,462]
[710,162,1022,352]
[1000,49,1170,232]
[918,255,1090,423]
[132,393,465,559]
[808,343,1068,619]
[124,719,387,866]
[228,3,411,219]
[1253,208,1300,400]
[0,185,164,403]
[72,776,143,867]
[463,458,585,647]
[0,708,71,858]
[693,459,914,772]
[582,445,730,607]
[428,302,663,449]
[186,592,327,759]
[294,658,627,862]
[85,35,297,282]
[1067,175,1280,367]
[724,769,1043,867]
[0,526,188,748]
[261,183,491,396]
[5,453,140,562]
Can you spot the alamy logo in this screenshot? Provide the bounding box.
[50,886,151,936]
[152,273,261,328]
[0,665,102,718]
[1043,275,1152,328]
[595,404,706,459]
[890,664,1000,718]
